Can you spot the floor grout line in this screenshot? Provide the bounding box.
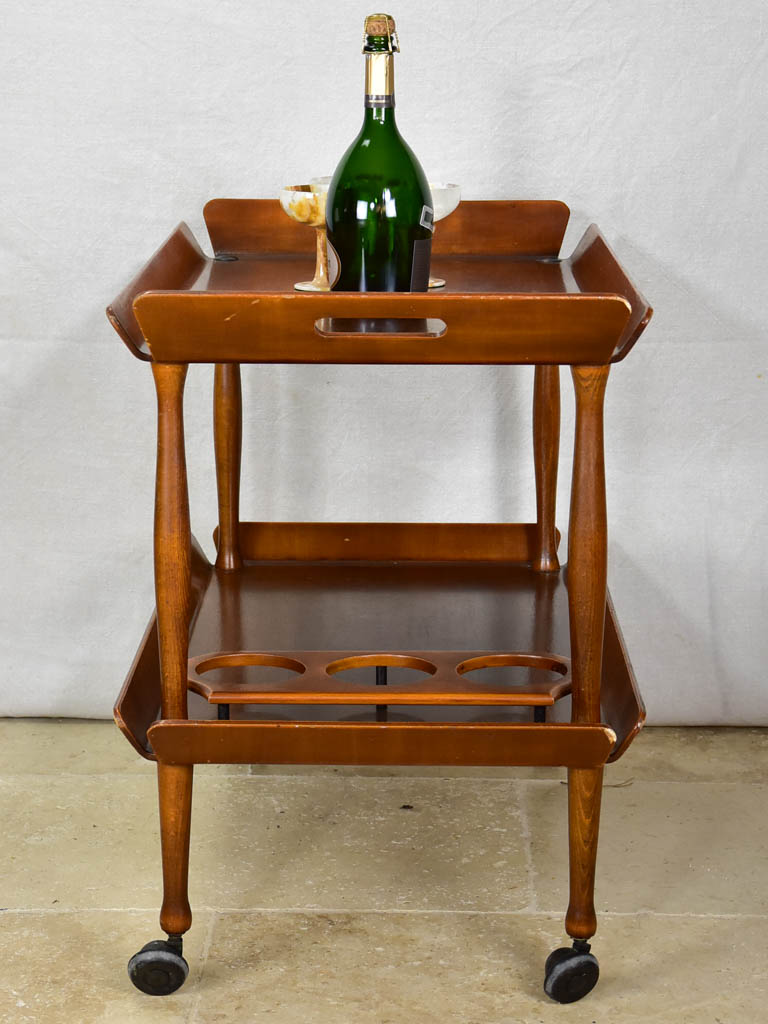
[514,780,538,915]
[187,910,217,1024]
[3,906,768,920]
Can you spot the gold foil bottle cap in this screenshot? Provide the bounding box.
[365,13,395,36]
[363,13,399,52]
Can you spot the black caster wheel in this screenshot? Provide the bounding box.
[128,937,189,996]
[543,941,599,1003]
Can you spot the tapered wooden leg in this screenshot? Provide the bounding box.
[152,362,191,721]
[214,363,243,571]
[533,365,560,572]
[568,365,609,725]
[565,364,610,942]
[565,766,603,939]
[158,762,193,935]
[152,363,193,938]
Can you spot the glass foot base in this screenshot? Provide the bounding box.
[294,280,330,292]
[429,276,446,289]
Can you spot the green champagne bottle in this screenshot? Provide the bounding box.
[326,13,433,292]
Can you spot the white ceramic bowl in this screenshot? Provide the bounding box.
[429,182,461,222]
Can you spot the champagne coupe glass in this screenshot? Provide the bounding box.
[278,179,331,292]
[428,182,461,289]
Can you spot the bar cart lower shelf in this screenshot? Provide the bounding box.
[107,198,652,1004]
[118,527,642,769]
[116,526,643,1005]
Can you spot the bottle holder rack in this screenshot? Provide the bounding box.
[187,649,573,706]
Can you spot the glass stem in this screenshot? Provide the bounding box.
[312,228,330,290]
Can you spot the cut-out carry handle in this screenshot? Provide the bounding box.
[315,317,447,338]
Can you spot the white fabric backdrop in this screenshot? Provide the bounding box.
[1,0,766,721]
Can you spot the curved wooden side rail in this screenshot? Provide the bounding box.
[113,537,212,758]
[602,593,646,761]
[113,612,162,758]
[106,222,206,360]
[133,290,632,365]
[204,199,571,258]
[569,225,653,362]
[147,720,617,768]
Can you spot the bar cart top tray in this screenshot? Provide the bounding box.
[107,199,651,367]
[108,198,651,774]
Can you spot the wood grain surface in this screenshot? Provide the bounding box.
[148,720,617,768]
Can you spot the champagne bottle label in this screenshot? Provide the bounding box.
[410,238,431,291]
[326,238,341,288]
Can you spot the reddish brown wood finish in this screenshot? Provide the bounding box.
[204,198,310,255]
[113,538,213,756]
[533,365,561,572]
[114,541,644,762]
[133,290,632,366]
[194,251,575,294]
[148,720,616,768]
[114,614,161,757]
[188,559,570,665]
[108,201,651,370]
[570,225,653,361]
[603,593,646,762]
[213,364,243,571]
[151,364,195,939]
[217,521,554,564]
[566,766,604,940]
[565,364,610,943]
[152,363,191,721]
[107,199,653,966]
[186,649,572,706]
[568,365,610,724]
[432,200,570,257]
[107,223,206,360]
[158,763,193,936]
[204,199,570,258]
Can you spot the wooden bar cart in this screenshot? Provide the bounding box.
[107,199,652,1003]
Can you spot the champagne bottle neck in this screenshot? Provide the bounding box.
[362,105,397,129]
[364,52,395,109]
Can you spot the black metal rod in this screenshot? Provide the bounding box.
[217,703,231,720]
[534,706,547,723]
[376,665,388,720]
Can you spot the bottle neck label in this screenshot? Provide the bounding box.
[365,53,395,108]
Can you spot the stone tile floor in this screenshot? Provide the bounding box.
[0,721,766,1022]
